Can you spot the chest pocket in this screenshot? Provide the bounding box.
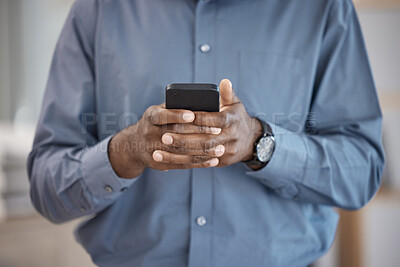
[237,51,308,132]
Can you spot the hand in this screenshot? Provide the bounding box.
[108,104,225,178]
[162,79,263,168]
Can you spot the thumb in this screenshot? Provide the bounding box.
[219,79,240,108]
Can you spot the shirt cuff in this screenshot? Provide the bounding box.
[245,122,307,199]
[81,135,140,200]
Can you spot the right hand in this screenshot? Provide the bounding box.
[108,104,225,178]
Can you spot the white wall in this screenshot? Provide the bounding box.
[358,8,400,92]
[363,197,400,267]
[0,0,75,124]
[0,0,11,121]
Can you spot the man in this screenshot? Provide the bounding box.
[27,0,385,266]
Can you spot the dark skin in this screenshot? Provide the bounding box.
[109,79,263,178]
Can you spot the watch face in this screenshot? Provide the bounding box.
[256,136,275,163]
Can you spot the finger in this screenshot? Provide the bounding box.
[161,144,225,157]
[192,111,232,128]
[153,159,220,170]
[152,150,219,167]
[161,133,221,150]
[163,124,221,135]
[219,79,241,108]
[146,105,195,125]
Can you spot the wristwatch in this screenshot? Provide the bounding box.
[245,120,276,169]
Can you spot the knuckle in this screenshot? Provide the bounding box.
[192,156,202,164]
[229,146,239,155]
[146,106,159,124]
[146,105,156,114]
[205,147,214,156]
[161,124,169,132]
[192,156,206,164]
[144,111,153,123]
[174,124,184,133]
[202,140,211,150]
[200,161,210,168]
[201,136,214,150]
[224,128,238,141]
[232,131,240,141]
[207,141,216,150]
[198,125,206,133]
[222,143,232,154]
[176,136,187,147]
[162,154,171,163]
[173,146,188,154]
[222,113,231,127]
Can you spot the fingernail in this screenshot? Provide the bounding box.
[210,127,222,135]
[182,112,195,122]
[162,134,173,145]
[222,78,232,88]
[215,145,225,156]
[209,158,219,167]
[153,151,163,162]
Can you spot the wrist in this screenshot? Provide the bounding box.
[108,127,146,178]
[242,118,263,162]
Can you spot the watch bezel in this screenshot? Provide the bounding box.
[256,135,276,163]
[245,120,276,169]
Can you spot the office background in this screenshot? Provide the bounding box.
[0,0,399,266]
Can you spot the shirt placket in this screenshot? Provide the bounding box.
[188,1,217,267]
[193,0,217,83]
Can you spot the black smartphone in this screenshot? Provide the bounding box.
[165,83,219,112]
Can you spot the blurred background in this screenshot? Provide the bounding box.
[0,0,399,266]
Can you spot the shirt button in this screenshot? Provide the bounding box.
[79,206,86,212]
[200,44,210,53]
[121,187,128,192]
[104,185,113,192]
[196,216,207,226]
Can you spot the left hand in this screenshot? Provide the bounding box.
[160,79,263,168]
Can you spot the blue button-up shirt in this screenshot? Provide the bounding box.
[27,0,385,266]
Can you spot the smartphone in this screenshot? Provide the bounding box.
[165,83,219,112]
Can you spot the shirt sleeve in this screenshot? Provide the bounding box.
[246,1,385,210]
[27,0,140,223]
